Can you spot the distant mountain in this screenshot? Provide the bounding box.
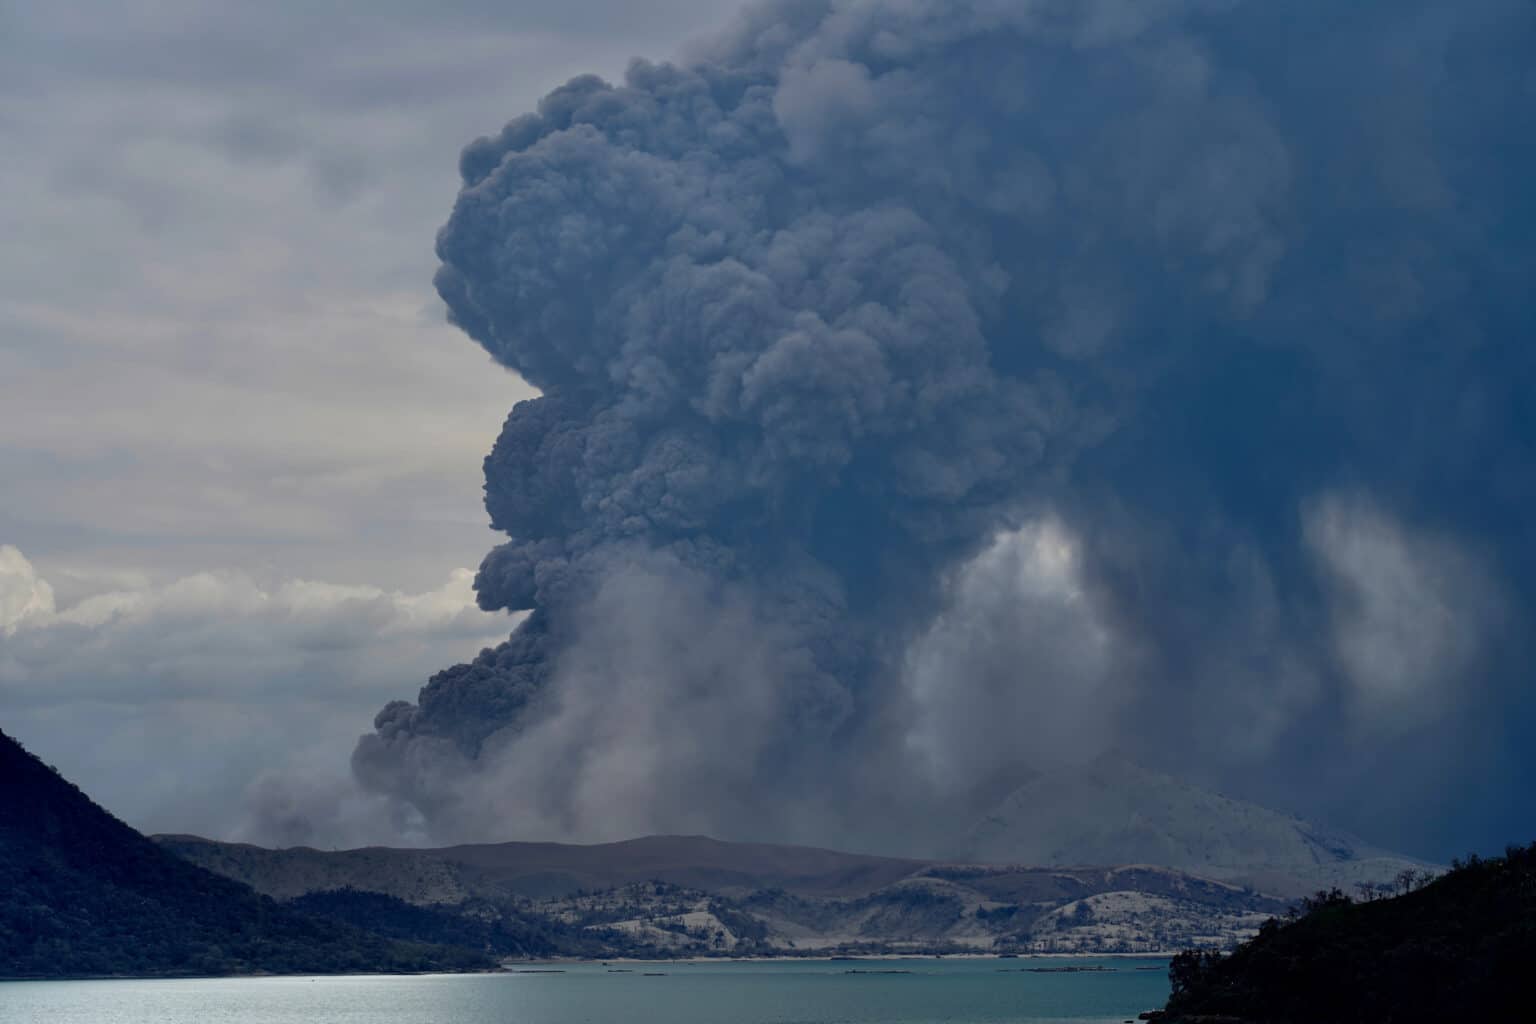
[156,833,928,902]
[1163,842,1534,1022]
[145,757,1439,957]
[160,832,1288,955]
[961,756,1434,897]
[0,727,492,978]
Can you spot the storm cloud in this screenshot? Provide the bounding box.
[354,0,1535,860]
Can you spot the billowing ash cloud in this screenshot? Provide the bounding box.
[354,0,1535,859]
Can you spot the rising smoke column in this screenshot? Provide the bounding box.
[354,0,1536,858]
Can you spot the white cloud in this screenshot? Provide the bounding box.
[0,546,512,839]
[0,545,58,632]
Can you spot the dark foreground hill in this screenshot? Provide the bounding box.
[0,727,492,978]
[1163,842,1535,1023]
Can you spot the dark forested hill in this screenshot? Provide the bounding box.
[1163,842,1535,1023]
[0,727,492,978]
[285,888,575,958]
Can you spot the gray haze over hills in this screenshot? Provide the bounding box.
[214,756,1431,894]
[961,758,1434,898]
[161,760,1438,953]
[330,0,1536,864]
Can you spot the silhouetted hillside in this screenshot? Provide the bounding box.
[0,727,492,978]
[1163,842,1535,1023]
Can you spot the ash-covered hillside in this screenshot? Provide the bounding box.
[160,833,1287,955]
[963,757,1437,898]
[158,757,1442,958]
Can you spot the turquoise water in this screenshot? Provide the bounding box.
[0,957,1170,1024]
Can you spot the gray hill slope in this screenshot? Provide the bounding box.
[157,832,1285,954]
[961,757,1434,896]
[154,761,1436,955]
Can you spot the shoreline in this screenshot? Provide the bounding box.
[519,951,1176,966]
[0,967,499,985]
[1,952,1173,984]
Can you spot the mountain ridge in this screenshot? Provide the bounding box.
[155,757,1435,912]
[154,832,934,902]
[960,756,1436,896]
[149,754,1442,958]
[158,831,1290,954]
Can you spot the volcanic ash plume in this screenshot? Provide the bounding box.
[353,0,1536,856]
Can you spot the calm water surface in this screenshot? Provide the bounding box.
[0,956,1171,1024]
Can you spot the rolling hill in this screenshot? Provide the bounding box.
[155,758,1441,956]
[962,756,1436,897]
[159,832,1288,954]
[155,832,928,902]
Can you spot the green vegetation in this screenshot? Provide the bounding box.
[0,728,493,978]
[1164,842,1535,1023]
[287,886,692,959]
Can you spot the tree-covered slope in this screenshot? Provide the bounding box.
[286,888,572,958]
[1163,842,1535,1023]
[0,727,492,978]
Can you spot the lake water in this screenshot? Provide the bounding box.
[0,957,1170,1024]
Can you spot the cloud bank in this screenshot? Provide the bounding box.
[0,545,509,844]
[349,0,1534,860]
